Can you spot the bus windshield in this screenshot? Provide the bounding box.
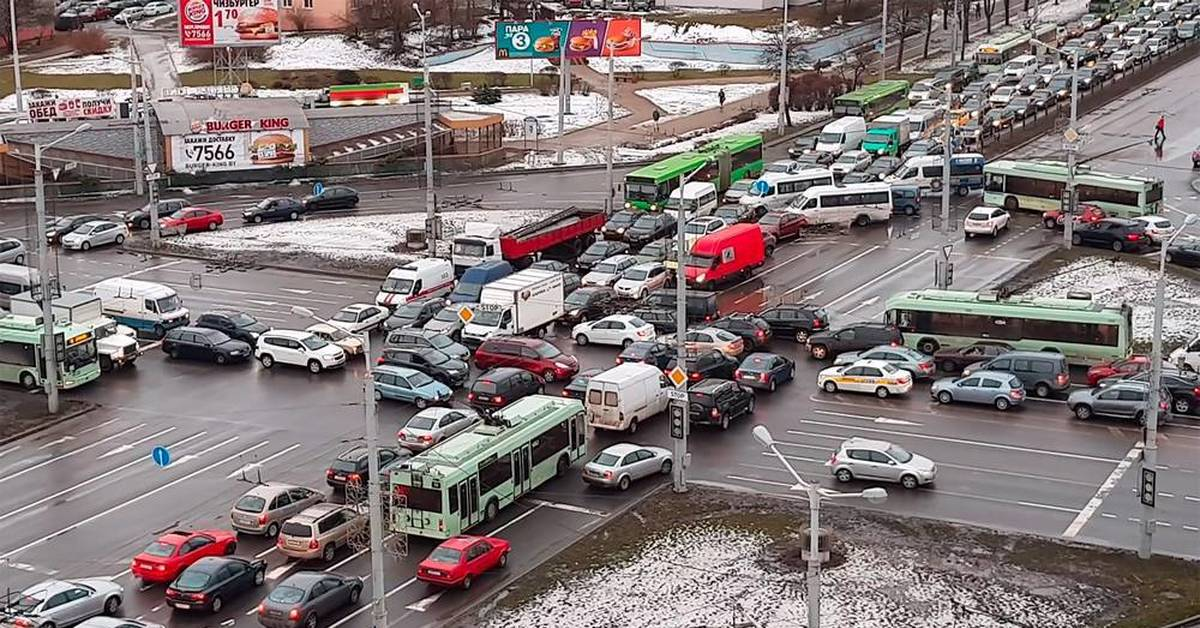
[62,341,96,370]
[626,179,663,202]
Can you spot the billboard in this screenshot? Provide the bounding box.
[168,115,306,173]
[495,18,641,59]
[27,96,117,123]
[179,0,281,48]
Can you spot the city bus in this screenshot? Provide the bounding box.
[975,31,1033,73]
[1088,0,1137,19]
[884,289,1133,364]
[831,80,911,120]
[389,395,586,539]
[0,314,102,390]
[983,159,1163,217]
[624,134,764,211]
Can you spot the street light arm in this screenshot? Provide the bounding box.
[765,443,813,491]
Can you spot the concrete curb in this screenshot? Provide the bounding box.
[0,402,100,447]
[120,241,392,281]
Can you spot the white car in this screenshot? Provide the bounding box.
[256,330,347,373]
[582,254,638,287]
[142,1,174,16]
[1132,215,1174,243]
[397,407,481,451]
[573,314,656,347]
[613,262,670,299]
[988,86,1018,106]
[305,322,364,356]
[963,206,1010,237]
[683,216,728,248]
[330,303,389,333]
[1146,36,1169,54]
[817,359,914,398]
[1110,50,1135,71]
[830,149,872,176]
[113,7,144,23]
[60,220,127,250]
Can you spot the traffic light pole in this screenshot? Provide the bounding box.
[672,170,689,494]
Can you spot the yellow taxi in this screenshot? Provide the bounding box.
[817,359,913,398]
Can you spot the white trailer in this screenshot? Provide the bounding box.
[460,269,565,346]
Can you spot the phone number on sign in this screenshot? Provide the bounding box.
[185,143,236,162]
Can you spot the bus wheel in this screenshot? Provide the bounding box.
[555,455,570,478]
[19,372,37,390]
[917,338,939,354]
[1003,196,1018,211]
[484,499,499,522]
[957,186,970,197]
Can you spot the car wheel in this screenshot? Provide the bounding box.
[747,397,755,414]
[917,338,939,354]
[461,575,473,590]
[322,543,336,562]
[1165,252,1173,263]
[957,185,969,197]
[290,211,299,220]
[622,338,634,348]
[904,205,916,216]
[153,324,165,338]
[1035,383,1051,398]
[966,231,974,239]
[1135,411,1146,426]
[1173,397,1192,415]
[374,389,382,401]
[139,218,150,229]
[810,344,828,359]
[542,369,556,382]
[661,459,673,475]
[720,414,729,430]
[991,227,998,237]
[1073,404,1093,420]
[484,499,499,522]
[575,334,589,346]
[305,613,318,628]
[208,221,218,231]
[875,386,890,399]
[253,215,263,224]
[822,380,838,393]
[628,418,638,433]
[994,396,1011,411]
[618,475,631,490]
[1004,196,1018,211]
[307,359,322,374]
[1111,240,1124,252]
[80,241,91,251]
[115,234,125,244]
[209,595,223,614]
[224,540,237,555]
[215,353,227,365]
[20,371,38,390]
[254,567,266,586]
[835,468,853,483]
[937,390,953,404]
[1044,218,1057,229]
[901,474,920,490]
[416,397,430,410]
[260,354,274,368]
[794,330,809,343]
[349,586,361,604]
[265,521,280,538]
[103,595,121,615]
[855,214,870,227]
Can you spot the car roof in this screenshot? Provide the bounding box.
[603,314,644,323]
[277,571,326,588]
[599,443,642,457]
[848,359,896,369]
[21,580,78,597]
[375,364,423,378]
[410,407,458,419]
[243,483,303,498]
[340,303,376,312]
[293,503,345,521]
[596,254,636,266]
[962,370,1018,381]
[839,437,893,451]
[691,378,730,392]
[439,535,490,550]
[263,329,314,340]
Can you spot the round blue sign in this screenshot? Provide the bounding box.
[313,182,325,196]
[750,180,770,195]
[151,446,171,468]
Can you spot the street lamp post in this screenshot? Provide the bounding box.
[880,0,889,81]
[671,166,707,493]
[33,123,92,415]
[777,0,789,136]
[1139,213,1199,559]
[751,425,887,628]
[8,0,22,113]
[414,3,437,254]
[1033,40,1081,249]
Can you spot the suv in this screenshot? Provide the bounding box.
[563,286,617,324]
[468,367,544,411]
[805,323,902,360]
[643,289,720,323]
[325,445,408,491]
[1098,370,1200,415]
[826,437,937,489]
[378,347,469,387]
[1067,380,1172,424]
[630,307,676,334]
[759,304,830,343]
[474,337,579,382]
[256,330,346,373]
[890,185,922,216]
[384,328,471,362]
[962,350,1070,398]
[617,341,675,370]
[243,197,305,223]
[277,503,367,561]
[687,378,755,430]
[195,310,269,345]
[229,484,324,537]
[708,314,772,350]
[624,212,676,247]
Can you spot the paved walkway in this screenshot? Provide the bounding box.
[131,33,181,98]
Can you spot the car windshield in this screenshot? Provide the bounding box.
[423,351,450,366]
[685,253,718,268]
[453,241,487,258]
[142,541,176,557]
[156,295,182,312]
[593,452,620,466]
[396,303,425,318]
[174,570,211,589]
[428,547,462,564]
[632,216,660,229]
[268,586,306,604]
[300,336,329,351]
[608,212,636,227]
[234,494,266,513]
[565,292,592,308]
[835,153,860,164]
[381,277,414,293]
[434,307,460,322]
[967,210,991,220]
[406,416,437,430]
[473,310,502,326]
[886,444,914,463]
[332,311,358,323]
[408,372,434,387]
[685,222,712,235]
[593,262,618,275]
[533,343,561,359]
[623,268,650,280]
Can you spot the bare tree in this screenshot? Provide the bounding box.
[888,0,932,71]
[982,0,997,33]
[355,0,414,56]
[1003,0,1012,25]
[286,8,312,33]
[1,0,53,50]
[758,24,813,74]
[923,4,936,57]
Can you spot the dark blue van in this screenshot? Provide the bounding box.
[448,260,513,304]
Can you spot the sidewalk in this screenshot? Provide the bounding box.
[132,33,180,98]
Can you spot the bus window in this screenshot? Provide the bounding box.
[985,173,1005,191]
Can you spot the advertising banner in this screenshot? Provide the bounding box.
[27,96,117,123]
[169,115,305,172]
[179,0,281,48]
[494,20,569,59]
[601,18,642,57]
[495,18,641,59]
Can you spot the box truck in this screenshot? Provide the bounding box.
[12,291,141,371]
[460,269,565,347]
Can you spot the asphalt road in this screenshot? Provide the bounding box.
[0,54,1197,628]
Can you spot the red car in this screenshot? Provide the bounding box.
[1042,204,1104,229]
[130,529,238,583]
[473,336,578,382]
[1086,355,1152,387]
[416,535,510,589]
[160,207,224,236]
[758,211,807,242]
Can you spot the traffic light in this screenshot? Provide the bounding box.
[945,262,955,287]
[670,403,685,440]
[1140,468,1156,508]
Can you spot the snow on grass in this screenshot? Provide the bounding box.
[428,46,553,73]
[480,523,1104,628]
[449,92,629,138]
[635,82,774,119]
[250,35,411,71]
[1017,256,1200,347]
[587,53,765,73]
[642,19,821,44]
[643,110,830,154]
[31,45,133,75]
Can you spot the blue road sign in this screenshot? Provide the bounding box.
[313,182,325,196]
[750,179,770,196]
[152,445,171,468]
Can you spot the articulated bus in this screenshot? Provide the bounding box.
[884,289,1132,364]
[624,134,765,211]
[390,395,586,539]
[831,80,911,120]
[0,314,101,390]
[983,159,1163,217]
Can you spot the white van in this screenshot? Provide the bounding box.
[374,258,455,309]
[90,277,190,337]
[585,362,670,433]
[905,109,941,140]
[1170,332,1200,372]
[0,263,39,311]
[740,170,835,211]
[1003,54,1039,80]
[815,116,867,155]
[666,181,719,218]
[790,183,894,228]
[887,153,986,195]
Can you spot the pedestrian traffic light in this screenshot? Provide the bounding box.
[669,403,685,439]
[1140,468,1156,508]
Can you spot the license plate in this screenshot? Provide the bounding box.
[427,569,442,576]
[333,474,345,481]
[174,603,191,610]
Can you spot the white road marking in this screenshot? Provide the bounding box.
[278,288,312,295]
[1158,491,1175,498]
[98,426,178,459]
[0,424,147,485]
[254,546,276,559]
[226,443,302,479]
[246,299,279,307]
[37,436,76,449]
[77,418,121,435]
[526,499,607,517]
[1185,496,1200,503]
[824,250,934,309]
[783,246,883,296]
[1062,444,1144,538]
[266,564,293,580]
[1100,513,1117,519]
[405,590,444,612]
[108,568,131,581]
[76,260,186,292]
[843,295,880,316]
[0,446,20,459]
[1184,525,1199,532]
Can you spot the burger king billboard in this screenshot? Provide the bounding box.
[168,116,306,173]
[179,0,280,48]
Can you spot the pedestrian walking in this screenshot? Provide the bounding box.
[974,2,982,19]
[1153,114,1166,145]
[718,88,726,111]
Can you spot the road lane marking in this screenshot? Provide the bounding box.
[77,418,121,435]
[226,443,303,479]
[0,424,147,485]
[254,546,276,559]
[1062,444,1144,538]
[1185,496,1200,503]
[0,446,20,459]
[1,438,265,560]
[927,488,1080,513]
[266,564,293,581]
[98,426,179,459]
[405,591,444,612]
[824,249,934,309]
[526,499,607,517]
[813,409,923,427]
[782,246,883,296]
[729,247,818,291]
[76,260,186,292]
[37,436,76,449]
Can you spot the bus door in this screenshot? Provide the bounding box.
[459,477,480,530]
[569,412,585,459]
[512,445,533,496]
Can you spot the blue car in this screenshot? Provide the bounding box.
[734,352,795,392]
[372,364,452,408]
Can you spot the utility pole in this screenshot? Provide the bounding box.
[880,0,889,80]
[556,27,567,164]
[129,42,145,197]
[143,85,161,248]
[414,4,436,253]
[777,0,789,136]
[33,144,59,415]
[360,329,387,628]
[8,0,22,113]
[606,55,615,213]
[1064,49,1080,250]
[940,4,956,237]
[672,170,690,494]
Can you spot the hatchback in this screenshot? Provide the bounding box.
[664,350,738,384]
[330,303,388,333]
[467,367,544,411]
[474,336,579,382]
[382,299,441,331]
[708,314,772,350]
[166,557,265,613]
[60,220,127,250]
[257,330,346,373]
[562,367,604,400]
[397,407,481,451]
[1068,380,1172,423]
[806,323,903,360]
[678,327,744,358]
[0,237,26,264]
[930,371,1025,410]
[818,359,913,398]
[833,344,935,379]
[5,579,124,628]
[124,198,188,230]
[277,504,367,562]
[831,150,872,177]
[563,286,617,324]
[581,443,672,490]
[624,212,676,247]
[573,314,656,348]
[416,536,510,589]
[229,484,324,538]
[305,323,363,356]
[734,352,795,391]
[758,211,807,241]
[1086,355,1155,386]
[256,571,362,628]
[759,304,829,343]
[1131,215,1175,244]
[302,186,360,212]
[602,210,638,240]
[372,364,452,407]
[196,310,269,345]
[378,347,469,387]
[617,341,675,370]
[424,304,470,339]
[384,329,470,362]
[163,327,251,364]
[46,214,106,244]
[826,437,936,489]
[613,262,670,299]
[932,341,1013,372]
[963,350,1071,397]
[160,207,223,235]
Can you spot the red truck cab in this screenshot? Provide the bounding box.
[684,223,766,290]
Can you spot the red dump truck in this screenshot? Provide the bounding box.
[449,207,606,274]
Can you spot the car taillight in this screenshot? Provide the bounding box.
[348,473,361,483]
[258,604,266,615]
[493,395,504,404]
[258,513,268,525]
[828,454,837,465]
[289,608,301,621]
[890,341,899,347]
[920,362,933,371]
[398,431,406,440]
[760,373,769,382]
[755,329,765,338]
[467,392,476,400]
[376,357,385,364]
[277,536,286,546]
[616,357,623,364]
[812,320,823,329]
[309,539,320,549]
[734,369,743,379]
[711,408,720,418]
[1127,233,1142,241]
[421,435,433,442]
[1193,387,1200,398]
[897,376,910,384]
[561,390,571,397]
[192,593,206,602]
[166,589,178,597]
[14,618,32,628]
[1161,400,1169,410]
[325,469,334,478]
[1010,389,1023,399]
[691,372,701,380]
[1057,373,1069,385]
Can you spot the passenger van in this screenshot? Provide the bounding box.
[448,260,512,305]
[585,362,670,433]
[886,153,986,196]
[684,223,767,289]
[815,116,867,155]
[1002,54,1039,80]
[666,181,720,218]
[375,258,455,309]
[904,109,941,140]
[739,170,835,212]
[90,277,190,337]
[0,263,39,311]
[790,183,894,228]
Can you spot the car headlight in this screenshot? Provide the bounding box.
[696,273,707,282]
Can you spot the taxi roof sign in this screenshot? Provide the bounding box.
[668,366,688,388]
[457,306,474,324]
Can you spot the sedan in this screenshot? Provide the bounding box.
[416,535,510,589]
[624,212,676,247]
[963,206,1010,238]
[2,579,124,628]
[663,350,738,384]
[229,484,324,538]
[1004,96,1038,121]
[378,346,469,387]
[305,323,363,356]
[576,240,630,272]
[330,304,388,333]
[562,367,604,400]
[988,86,1019,106]
[1087,355,1154,386]
[675,327,744,358]
[932,341,1014,372]
[1071,218,1152,252]
[616,341,674,370]
[382,299,440,331]
[424,304,470,339]
[46,214,104,244]
[818,359,914,398]
[243,197,305,223]
[1029,88,1058,109]
[581,443,673,490]
[723,179,754,204]
[734,352,794,391]
[1099,370,1200,416]
[573,314,656,348]
[833,345,935,379]
[142,1,173,16]
[581,254,637,287]
[830,149,873,177]
[163,327,252,364]
[1132,215,1175,244]
[160,207,223,236]
[131,529,237,584]
[398,407,480,451]
[1166,241,1200,267]
[302,186,359,212]
[60,220,127,250]
[930,371,1025,410]
[167,557,266,613]
[257,572,362,628]
[613,262,670,299]
[901,139,943,163]
[0,237,26,264]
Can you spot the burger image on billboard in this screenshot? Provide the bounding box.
[236,5,279,40]
[249,133,296,165]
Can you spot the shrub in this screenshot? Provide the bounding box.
[64,28,110,55]
[333,69,362,84]
[668,61,687,78]
[472,85,502,104]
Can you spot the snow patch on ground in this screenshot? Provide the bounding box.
[642,19,821,44]
[587,53,765,73]
[450,92,629,139]
[250,35,410,71]
[646,110,829,154]
[428,46,553,74]
[480,523,1103,628]
[635,82,774,119]
[31,45,133,75]
[1017,256,1200,346]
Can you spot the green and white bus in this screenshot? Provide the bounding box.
[884,289,1133,364]
[0,314,102,390]
[831,80,911,120]
[390,395,586,539]
[983,160,1164,217]
[624,134,764,211]
[974,31,1033,73]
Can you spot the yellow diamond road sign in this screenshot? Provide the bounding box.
[457,306,474,324]
[668,366,688,388]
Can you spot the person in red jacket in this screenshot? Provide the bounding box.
[1154,114,1165,145]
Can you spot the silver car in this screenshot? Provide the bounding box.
[0,237,26,264]
[2,579,124,628]
[826,437,936,489]
[930,370,1025,411]
[59,220,127,251]
[229,483,325,537]
[833,344,936,379]
[1067,380,1172,423]
[581,443,673,490]
[78,618,163,628]
[397,407,480,451]
[423,304,471,339]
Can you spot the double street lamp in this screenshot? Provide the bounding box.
[413,3,437,254]
[751,425,887,628]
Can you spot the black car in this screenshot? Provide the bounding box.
[562,367,604,400]
[1004,96,1038,121]
[383,299,441,331]
[1093,61,1115,82]
[530,259,570,273]
[665,350,738,385]
[602,210,639,241]
[787,133,819,158]
[687,378,755,430]
[709,314,772,350]
[302,186,359,212]
[759,304,830,343]
[629,307,676,334]
[1015,73,1043,95]
[125,198,188,230]
[715,204,759,225]
[624,212,676,247]
[563,286,616,324]
[806,323,903,360]
[617,341,675,370]
[259,571,363,628]
[166,556,266,613]
[643,289,720,323]
[1029,88,1058,110]
[735,352,796,392]
[325,445,408,490]
[1166,241,1200,268]
[1071,218,1152,252]
[468,367,544,411]
[932,341,1014,372]
[195,310,269,345]
[1047,74,1074,99]
[636,238,673,264]
[576,240,630,271]
[900,138,943,163]
[162,327,251,364]
[378,347,469,387]
[46,214,104,244]
[1100,370,1200,415]
[243,197,305,223]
